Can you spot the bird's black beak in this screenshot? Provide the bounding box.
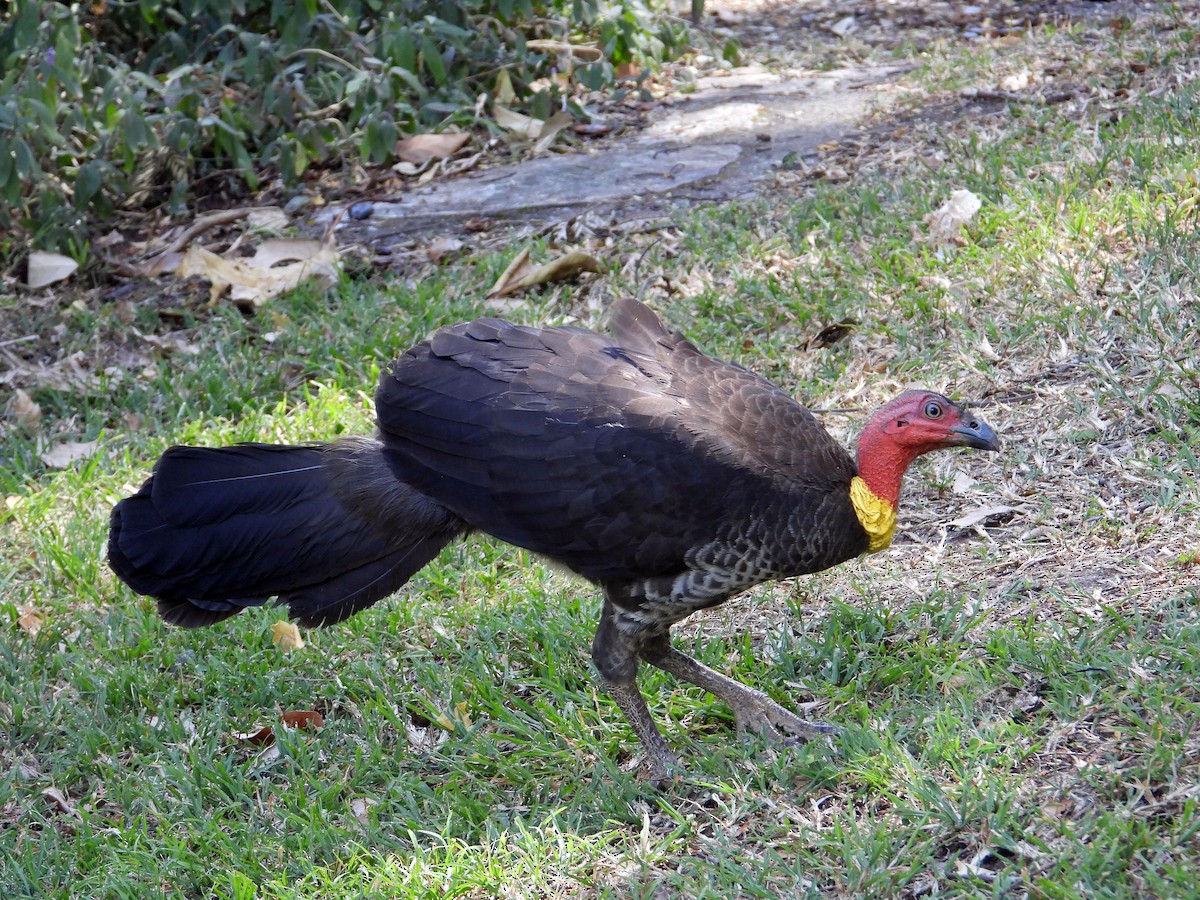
[949,415,1001,452]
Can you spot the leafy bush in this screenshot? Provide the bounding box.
[0,0,690,258]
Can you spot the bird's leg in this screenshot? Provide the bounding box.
[592,599,679,782]
[640,632,840,744]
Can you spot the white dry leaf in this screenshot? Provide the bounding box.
[977,334,1001,361]
[494,105,544,139]
[926,189,982,248]
[25,251,79,289]
[39,440,100,469]
[829,15,858,37]
[350,797,377,826]
[1000,69,1033,92]
[244,206,290,234]
[951,471,977,495]
[948,505,1015,530]
[248,238,327,269]
[6,388,42,430]
[393,158,433,177]
[404,718,449,753]
[42,786,81,818]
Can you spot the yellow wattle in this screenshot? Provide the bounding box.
[849,476,897,553]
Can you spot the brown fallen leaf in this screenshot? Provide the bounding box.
[177,240,340,307]
[235,725,276,746]
[136,329,201,356]
[39,440,100,469]
[17,603,43,636]
[487,249,602,298]
[395,132,470,164]
[270,620,304,651]
[280,709,325,730]
[6,388,42,430]
[532,110,572,155]
[487,247,535,298]
[425,237,464,265]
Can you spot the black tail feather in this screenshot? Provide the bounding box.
[109,440,466,627]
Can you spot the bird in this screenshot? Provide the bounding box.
[109,298,1000,780]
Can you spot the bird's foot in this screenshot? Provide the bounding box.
[635,745,684,787]
[731,693,841,745]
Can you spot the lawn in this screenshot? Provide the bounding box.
[2,4,1199,897]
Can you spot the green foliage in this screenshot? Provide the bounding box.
[0,0,690,256]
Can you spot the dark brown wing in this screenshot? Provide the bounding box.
[374,299,866,585]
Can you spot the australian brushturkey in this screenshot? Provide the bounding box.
[109,299,1000,779]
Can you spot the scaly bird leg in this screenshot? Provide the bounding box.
[592,600,679,782]
[640,633,840,743]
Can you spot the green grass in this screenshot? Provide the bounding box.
[4,9,1200,898]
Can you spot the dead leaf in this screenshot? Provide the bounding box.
[6,389,42,430]
[17,603,42,636]
[404,717,449,753]
[487,249,602,298]
[948,505,1015,529]
[532,110,573,155]
[235,725,276,746]
[425,237,464,265]
[829,15,858,37]
[494,105,543,139]
[25,251,79,289]
[951,472,977,494]
[350,797,376,825]
[42,786,80,818]
[39,440,99,469]
[270,620,305,652]
[136,329,201,355]
[926,189,982,248]
[488,247,536,298]
[395,132,470,164]
[280,709,325,730]
[494,69,516,106]
[248,238,327,269]
[244,207,290,234]
[525,40,603,64]
[177,240,340,307]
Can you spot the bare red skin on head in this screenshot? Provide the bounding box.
[854,391,978,507]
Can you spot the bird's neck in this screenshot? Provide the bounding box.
[852,427,920,553]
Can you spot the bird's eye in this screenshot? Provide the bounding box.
[924,401,943,419]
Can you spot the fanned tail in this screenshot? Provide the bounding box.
[108,439,465,627]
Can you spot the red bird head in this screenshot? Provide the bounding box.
[855,390,1000,508]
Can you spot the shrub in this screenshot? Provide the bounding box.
[0,0,690,259]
